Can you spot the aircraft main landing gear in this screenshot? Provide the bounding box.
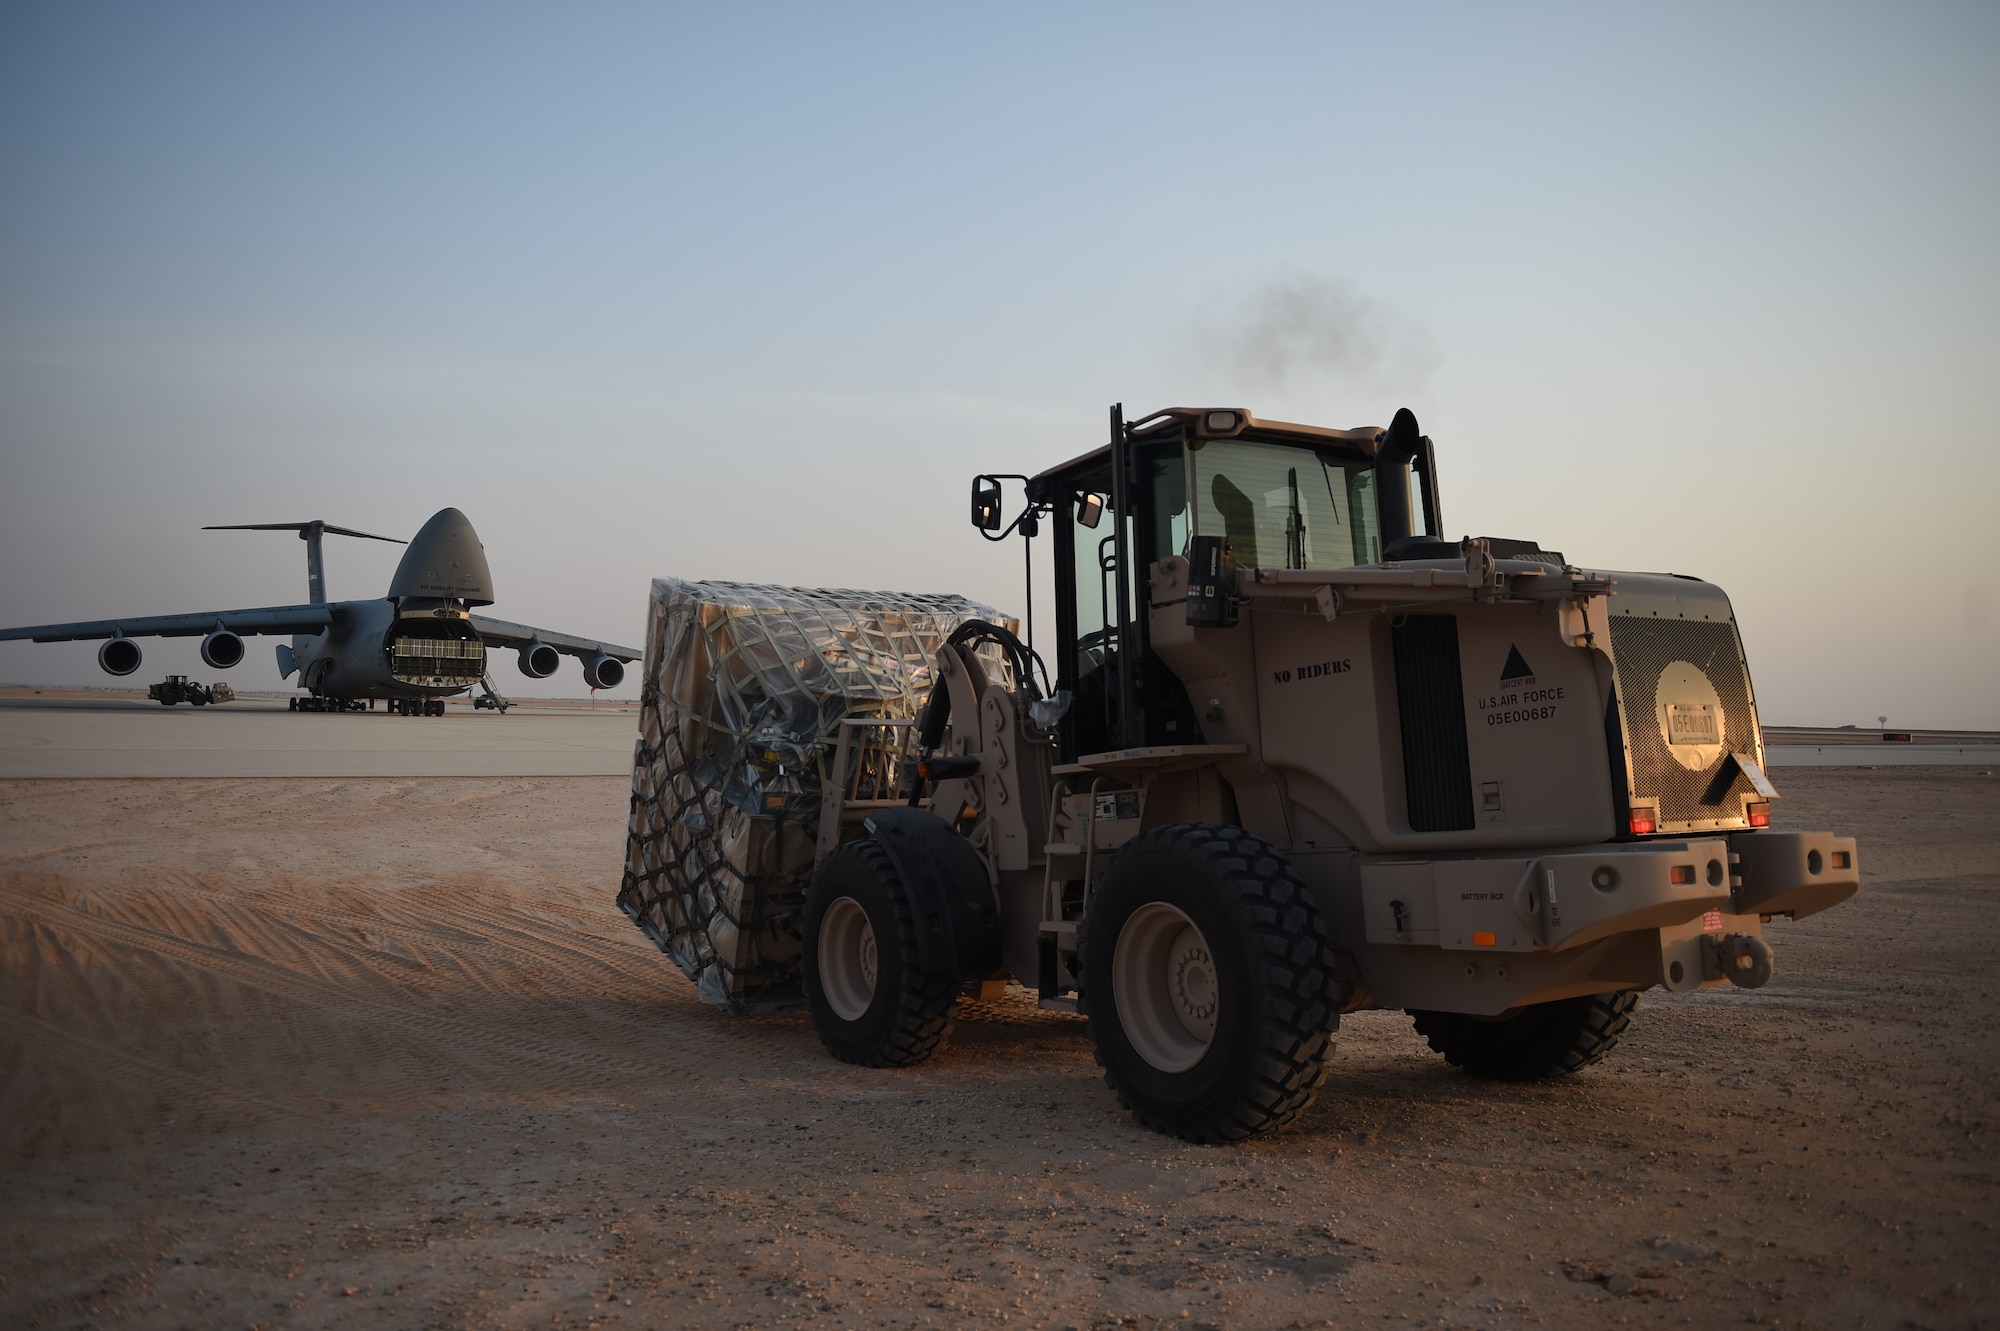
[291,695,367,713]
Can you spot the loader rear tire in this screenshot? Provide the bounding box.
[1080,823,1339,1143]
[802,839,957,1068]
[1409,990,1638,1082]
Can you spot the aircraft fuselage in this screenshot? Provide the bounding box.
[0,507,638,701]
[291,598,490,702]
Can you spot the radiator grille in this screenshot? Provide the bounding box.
[1392,614,1475,832]
[1608,615,1760,831]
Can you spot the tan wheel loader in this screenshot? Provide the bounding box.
[621,406,1862,1143]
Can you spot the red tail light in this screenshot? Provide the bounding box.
[1670,864,1696,885]
[1746,801,1771,828]
[1628,810,1657,836]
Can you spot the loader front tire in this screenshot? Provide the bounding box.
[1408,990,1638,1082]
[1080,823,1339,1143]
[801,839,957,1068]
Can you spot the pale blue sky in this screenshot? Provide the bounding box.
[2,3,1995,723]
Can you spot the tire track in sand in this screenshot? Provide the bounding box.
[0,882,778,1108]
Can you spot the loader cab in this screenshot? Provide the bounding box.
[1027,407,1440,763]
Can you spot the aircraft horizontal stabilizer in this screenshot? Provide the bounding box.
[202,521,406,545]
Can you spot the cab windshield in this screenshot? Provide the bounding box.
[1185,438,1379,570]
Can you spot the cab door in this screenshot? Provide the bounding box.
[1047,440,1199,762]
[1050,456,1118,760]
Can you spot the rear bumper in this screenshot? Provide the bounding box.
[1343,831,1860,1014]
[1729,829,1859,920]
[1360,840,1733,954]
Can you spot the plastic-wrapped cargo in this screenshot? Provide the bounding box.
[617,579,1000,1015]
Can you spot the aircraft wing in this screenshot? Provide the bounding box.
[469,615,642,662]
[0,604,333,643]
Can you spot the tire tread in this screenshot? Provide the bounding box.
[1409,990,1638,1082]
[810,840,957,1068]
[1081,823,1339,1143]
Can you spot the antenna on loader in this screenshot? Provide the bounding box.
[202,520,407,606]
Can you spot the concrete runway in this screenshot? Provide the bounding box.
[0,697,639,778]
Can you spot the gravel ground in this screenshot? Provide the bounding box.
[1,767,1993,1330]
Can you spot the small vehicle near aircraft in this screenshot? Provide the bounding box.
[1,509,639,713]
[146,675,231,707]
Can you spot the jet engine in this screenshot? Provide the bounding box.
[201,626,245,669]
[98,637,141,676]
[582,651,625,691]
[519,639,560,678]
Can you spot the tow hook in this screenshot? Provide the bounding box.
[1703,933,1775,989]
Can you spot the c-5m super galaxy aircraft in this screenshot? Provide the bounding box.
[0,509,640,714]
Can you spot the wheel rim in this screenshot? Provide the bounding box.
[817,895,878,1021]
[1112,902,1219,1073]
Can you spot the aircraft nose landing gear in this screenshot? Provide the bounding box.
[291,695,368,712]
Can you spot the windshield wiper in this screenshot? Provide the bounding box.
[1285,467,1306,569]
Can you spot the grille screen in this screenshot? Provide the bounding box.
[390,635,487,684]
[1608,615,1759,831]
[1393,614,1475,832]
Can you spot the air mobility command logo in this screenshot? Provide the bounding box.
[1479,644,1563,726]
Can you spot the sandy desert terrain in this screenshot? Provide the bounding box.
[1,767,1994,1330]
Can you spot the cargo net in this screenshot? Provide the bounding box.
[617,579,1001,1014]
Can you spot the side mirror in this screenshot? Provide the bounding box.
[971,478,1003,531]
[1076,492,1104,529]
